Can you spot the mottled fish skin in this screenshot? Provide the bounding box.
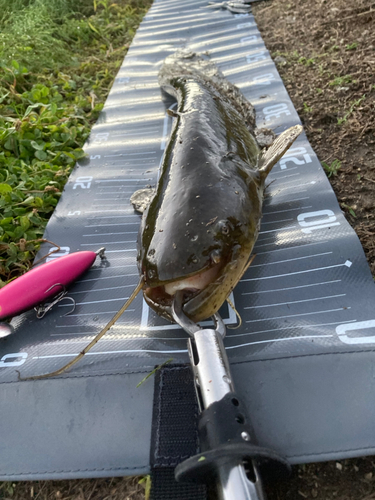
[136,51,301,322]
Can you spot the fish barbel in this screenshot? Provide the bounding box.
[135,51,302,323]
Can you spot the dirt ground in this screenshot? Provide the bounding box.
[1,0,374,499]
[254,0,375,498]
[254,0,375,276]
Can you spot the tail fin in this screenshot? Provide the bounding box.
[258,124,303,179]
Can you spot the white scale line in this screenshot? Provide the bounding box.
[80,240,136,246]
[269,167,298,176]
[85,223,139,228]
[97,186,145,190]
[263,205,312,216]
[102,249,137,254]
[107,164,156,169]
[51,333,188,340]
[33,348,189,359]
[104,151,157,157]
[228,319,355,338]
[85,210,134,214]
[96,191,141,195]
[95,179,149,183]
[244,293,346,310]
[106,167,156,172]
[83,232,138,237]
[111,131,160,138]
[110,126,159,133]
[53,330,102,334]
[268,189,308,198]
[274,178,317,188]
[226,334,333,350]
[69,284,139,295]
[268,174,301,185]
[58,296,131,307]
[33,334,335,360]
[59,309,135,318]
[264,196,310,206]
[77,273,139,283]
[87,215,138,219]
[108,157,157,162]
[261,218,293,225]
[95,197,133,201]
[242,279,341,295]
[259,225,296,235]
[254,235,278,246]
[250,251,332,268]
[241,260,352,282]
[92,203,131,207]
[111,126,159,133]
[245,307,351,323]
[255,240,328,256]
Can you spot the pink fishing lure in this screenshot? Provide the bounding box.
[0,250,103,321]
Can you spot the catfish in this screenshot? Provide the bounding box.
[21,52,302,380]
[133,51,302,323]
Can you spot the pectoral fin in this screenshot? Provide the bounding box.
[130,188,155,213]
[258,124,303,179]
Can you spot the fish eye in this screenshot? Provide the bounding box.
[217,220,232,236]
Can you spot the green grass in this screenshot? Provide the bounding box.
[337,95,366,125]
[0,0,151,283]
[322,159,342,178]
[329,74,356,87]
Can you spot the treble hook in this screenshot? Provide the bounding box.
[34,283,76,319]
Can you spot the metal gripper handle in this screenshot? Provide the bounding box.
[188,328,265,500]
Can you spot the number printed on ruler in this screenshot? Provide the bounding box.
[0,352,28,367]
[279,147,312,170]
[297,210,340,234]
[263,103,292,121]
[73,176,93,189]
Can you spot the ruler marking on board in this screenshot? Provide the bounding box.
[55,309,136,318]
[104,151,157,157]
[227,320,356,339]
[263,205,313,216]
[255,240,329,255]
[245,307,351,324]
[244,294,347,310]
[226,334,333,350]
[250,252,333,267]
[83,232,139,237]
[241,280,342,295]
[77,274,139,284]
[261,218,293,225]
[241,260,353,282]
[259,225,297,235]
[80,242,137,248]
[263,196,310,206]
[57,296,134,307]
[69,284,139,295]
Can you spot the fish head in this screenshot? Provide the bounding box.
[138,195,261,323]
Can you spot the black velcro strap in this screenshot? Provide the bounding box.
[150,364,207,500]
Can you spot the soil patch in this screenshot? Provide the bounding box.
[253,0,375,275]
[253,0,375,498]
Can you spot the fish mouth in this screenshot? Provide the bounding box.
[143,261,224,320]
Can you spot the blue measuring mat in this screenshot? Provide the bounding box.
[1,0,375,480]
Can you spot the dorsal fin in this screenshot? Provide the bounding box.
[258,124,303,179]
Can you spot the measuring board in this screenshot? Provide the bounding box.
[2,0,375,480]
